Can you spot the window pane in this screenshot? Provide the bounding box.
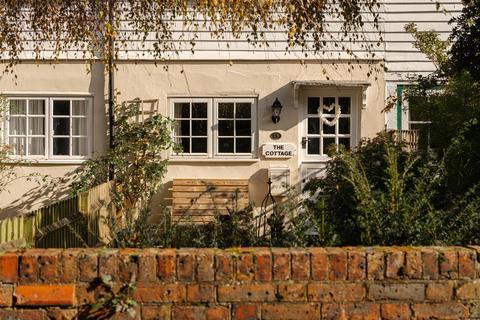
[339,118,350,134]
[73,118,87,136]
[323,97,336,114]
[28,137,45,156]
[53,138,70,155]
[53,100,70,115]
[339,138,351,150]
[175,120,190,136]
[191,138,207,153]
[192,103,207,118]
[177,138,190,153]
[236,103,251,118]
[29,100,45,115]
[236,138,251,153]
[308,97,320,114]
[28,118,45,135]
[174,103,190,118]
[9,100,26,115]
[191,120,207,136]
[218,120,234,136]
[235,120,251,136]
[72,137,87,156]
[72,100,87,116]
[218,103,234,118]
[307,138,320,155]
[9,117,26,135]
[339,97,351,114]
[219,138,234,153]
[323,137,336,155]
[308,118,320,134]
[8,137,25,155]
[53,118,70,135]
[323,121,335,134]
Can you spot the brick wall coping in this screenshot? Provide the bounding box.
[1,246,480,319]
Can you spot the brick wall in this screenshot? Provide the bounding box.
[1,247,480,319]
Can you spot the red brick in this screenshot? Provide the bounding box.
[133,283,186,303]
[458,249,476,279]
[386,250,405,279]
[0,284,13,306]
[368,283,425,301]
[381,303,412,320]
[177,250,195,281]
[234,304,258,320]
[207,306,230,320]
[322,303,380,320]
[272,249,290,281]
[291,250,310,280]
[172,306,206,320]
[310,248,328,281]
[59,250,79,282]
[141,305,171,320]
[456,281,480,300]
[39,252,59,283]
[328,249,347,280]
[75,284,95,305]
[118,252,138,283]
[78,252,98,281]
[422,250,439,280]
[0,309,47,320]
[99,251,118,281]
[254,250,272,281]
[46,308,77,320]
[19,253,40,283]
[348,251,366,280]
[218,284,276,302]
[405,249,422,279]
[15,284,76,306]
[308,283,365,302]
[187,284,216,302]
[157,250,175,282]
[367,251,384,280]
[277,283,307,302]
[237,253,254,282]
[0,252,18,283]
[138,250,157,282]
[413,302,469,319]
[262,303,320,320]
[196,250,214,282]
[426,282,453,301]
[216,252,234,282]
[439,249,458,279]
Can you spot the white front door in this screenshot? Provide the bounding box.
[298,87,359,188]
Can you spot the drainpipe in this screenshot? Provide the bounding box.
[108,0,115,181]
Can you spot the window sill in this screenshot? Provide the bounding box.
[168,158,260,164]
[6,158,88,165]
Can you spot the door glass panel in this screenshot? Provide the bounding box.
[323,122,335,135]
[339,97,351,114]
[323,138,336,155]
[308,97,320,114]
[339,138,351,150]
[339,118,350,134]
[308,118,320,134]
[307,138,320,155]
[322,97,336,114]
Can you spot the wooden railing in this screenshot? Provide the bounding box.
[387,129,419,151]
[0,181,113,249]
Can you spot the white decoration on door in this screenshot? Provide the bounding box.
[317,103,341,126]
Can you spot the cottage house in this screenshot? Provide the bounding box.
[0,1,462,221]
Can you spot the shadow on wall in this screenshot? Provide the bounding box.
[0,169,77,220]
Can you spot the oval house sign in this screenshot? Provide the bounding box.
[262,143,296,158]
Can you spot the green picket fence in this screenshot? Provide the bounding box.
[0,182,113,249]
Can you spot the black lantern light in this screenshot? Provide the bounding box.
[271,98,283,124]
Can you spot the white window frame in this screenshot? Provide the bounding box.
[170,97,257,159]
[3,96,93,162]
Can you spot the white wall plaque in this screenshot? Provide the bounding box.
[262,143,296,158]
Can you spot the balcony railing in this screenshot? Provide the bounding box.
[387,129,419,151]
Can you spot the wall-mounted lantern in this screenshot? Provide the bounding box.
[271,98,283,124]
